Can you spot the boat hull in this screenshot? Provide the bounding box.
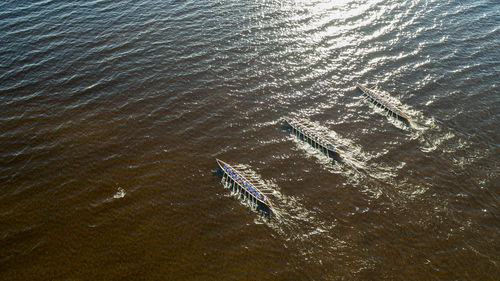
[283,118,340,159]
[356,83,410,123]
[215,159,272,215]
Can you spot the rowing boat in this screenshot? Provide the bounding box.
[356,83,410,122]
[283,118,339,159]
[216,159,273,214]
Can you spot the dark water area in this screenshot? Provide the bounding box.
[1,0,499,280]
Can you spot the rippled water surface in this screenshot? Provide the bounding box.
[1,0,499,280]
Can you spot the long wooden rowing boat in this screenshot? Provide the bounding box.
[283,118,340,159]
[216,159,273,214]
[356,83,410,122]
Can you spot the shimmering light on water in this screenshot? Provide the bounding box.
[1,0,499,280]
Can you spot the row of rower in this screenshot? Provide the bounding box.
[222,163,267,203]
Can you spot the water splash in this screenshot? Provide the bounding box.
[113,187,126,199]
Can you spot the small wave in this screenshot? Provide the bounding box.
[113,187,126,199]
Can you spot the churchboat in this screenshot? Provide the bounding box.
[283,118,340,158]
[356,83,410,122]
[216,159,273,214]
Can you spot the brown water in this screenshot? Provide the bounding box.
[1,0,499,280]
